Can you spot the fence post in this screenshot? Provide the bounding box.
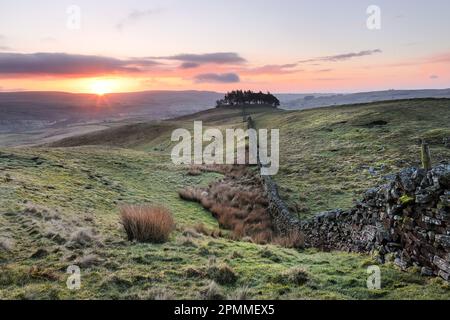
[421,140,432,171]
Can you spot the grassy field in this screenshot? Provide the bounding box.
[0,99,449,299]
[255,99,450,218]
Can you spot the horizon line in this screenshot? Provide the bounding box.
[1,87,450,96]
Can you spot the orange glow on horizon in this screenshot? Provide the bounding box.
[0,55,448,94]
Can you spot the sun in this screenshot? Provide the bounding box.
[90,79,116,96]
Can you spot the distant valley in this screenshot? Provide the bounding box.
[278,88,450,110]
[0,90,223,132]
[0,90,223,146]
[1,88,450,147]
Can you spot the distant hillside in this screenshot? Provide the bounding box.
[48,122,178,149]
[277,88,450,110]
[2,88,450,147]
[0,90,223,133]
[3,89,450,134]
[255,98,450,217]
[48,106,277,149]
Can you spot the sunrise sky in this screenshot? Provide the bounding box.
[0,0,449,93]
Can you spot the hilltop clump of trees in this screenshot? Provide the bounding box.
[216,90,280,108]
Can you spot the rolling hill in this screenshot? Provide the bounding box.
[1,99,449,299]
[2,89,450,148]
[280,89,450,110]
[48,98,450,216]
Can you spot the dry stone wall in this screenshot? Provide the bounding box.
[263,163,450,280]
[247,115,449,279]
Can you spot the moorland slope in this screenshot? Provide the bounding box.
[0,99,449,299]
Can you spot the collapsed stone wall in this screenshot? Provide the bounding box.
[262,164,450,280]
[261,175,302,233]
[246,115,449,279]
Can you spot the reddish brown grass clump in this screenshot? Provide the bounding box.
[273,230,305,249]
[178,166,275,244]
[179,165,305,249]
[120,205,175,243]
[193,223,224,238]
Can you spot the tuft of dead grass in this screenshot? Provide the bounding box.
[185,267,205,278]
[177,235,197,247]
[228,286,252,300]
[182,227,202,238]
[199,281,225,300]
[273,230,305,249]
[187,166,202,176]
[76,254,104,268]
[193,223,224,238]
[147,287,175,300]
[66,228,99,249]
[120,205,175,243]
[260,247,281,262]
[287,267,309,285]
[207,262,238,285]
[28,266,59,281]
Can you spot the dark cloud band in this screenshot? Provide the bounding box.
[0,52,159,76]
[299,49,382,63]
[154,52,246,68]
[194,73,240,83]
